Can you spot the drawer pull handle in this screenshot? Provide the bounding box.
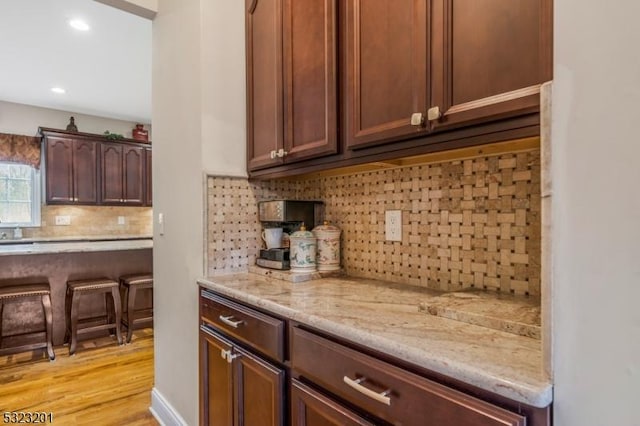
[343,376,392,406]
[219,315,244,328]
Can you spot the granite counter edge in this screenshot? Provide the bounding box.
[0,240,153,256]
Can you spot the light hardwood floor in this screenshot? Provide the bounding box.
[0,329,158,425]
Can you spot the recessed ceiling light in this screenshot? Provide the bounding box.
[69,19,90,31]
[51,87,66,94]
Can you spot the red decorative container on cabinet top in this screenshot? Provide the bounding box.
[132,124,149,142]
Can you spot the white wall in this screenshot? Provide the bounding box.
[200,0,247,177]
[151,1,246,424]
[552,1,640,425]
[0,100,149,139]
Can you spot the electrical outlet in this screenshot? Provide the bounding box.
[385,210,402,242]
[55,215,71,226]
[117,216,126,225]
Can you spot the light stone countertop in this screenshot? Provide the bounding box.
[198,273,552,408]
[0,238,153,256]
[0,234,153,244]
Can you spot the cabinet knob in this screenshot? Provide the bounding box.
[270,150,277,159]
[220,348,241,364]
[427,106,442,121]
[276,148,288,158]
[410,112,424,127]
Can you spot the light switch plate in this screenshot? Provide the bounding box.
[158,213,164,236]
[55,215,71,226]
[385,210,402,242]
[117,216,125,225]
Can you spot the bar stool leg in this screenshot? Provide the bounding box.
[105,292,114,336]
[41,293,55,361]
[69,291,80,356]
[110,287,123,345]
[64,286,72,345]
[126,285,138,344]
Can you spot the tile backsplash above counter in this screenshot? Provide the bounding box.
[16,204,152,240]
[207,138,540,298]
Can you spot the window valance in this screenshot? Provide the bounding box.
[0,133,41,169]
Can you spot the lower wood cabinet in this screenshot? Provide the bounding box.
[199,325,285,426]
[200,326,234,425]
[291,326,526,426]
[291,379,374,426]
[198,287,549,426]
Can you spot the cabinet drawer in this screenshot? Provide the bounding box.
[292,379,375,426]
[200,290,285,362]
[291,327,526,426]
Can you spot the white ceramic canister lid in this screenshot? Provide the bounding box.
[289,224,317,272]
[312,221,341,272]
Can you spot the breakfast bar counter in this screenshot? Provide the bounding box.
[198,273,552,409]
[0,237,152,256]
[0,238,152,346]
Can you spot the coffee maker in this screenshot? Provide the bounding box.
[257,200,324,270]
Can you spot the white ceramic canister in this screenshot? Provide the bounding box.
[289,225,317,273]
[312,221,341,271]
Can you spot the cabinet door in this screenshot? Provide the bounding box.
[291,379,374,426]
[430,0,552,130]
[282,0,337,162]
[234,345,285,426]
[72,140,98,204]
[123,146,144,205]
[246,0,284,171]
[101,143,123,204]
[200,327,234,426]
[45,137,74,203]
[343,0,428,150]
[145,148,152,206]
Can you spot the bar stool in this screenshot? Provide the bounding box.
[64,277,122,355]
[0,282,55,360]
[119,274,153,343]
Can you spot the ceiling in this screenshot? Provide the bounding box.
[0,0,151,123]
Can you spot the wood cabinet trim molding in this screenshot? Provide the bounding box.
[39,127,151,147]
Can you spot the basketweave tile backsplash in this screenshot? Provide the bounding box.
[207,149,540,296]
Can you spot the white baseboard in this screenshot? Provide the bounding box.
[150,387,189,426]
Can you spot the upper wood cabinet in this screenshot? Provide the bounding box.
[430,0,553,130]
[245,0,552,175]
[343,0,429,150]
[44,137,98,204]
[40,128,151,207]
[247,0,338,171]
[101,143,145,206]
[246,0,283,171]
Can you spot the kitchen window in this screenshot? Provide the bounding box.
[0,162,41,228]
